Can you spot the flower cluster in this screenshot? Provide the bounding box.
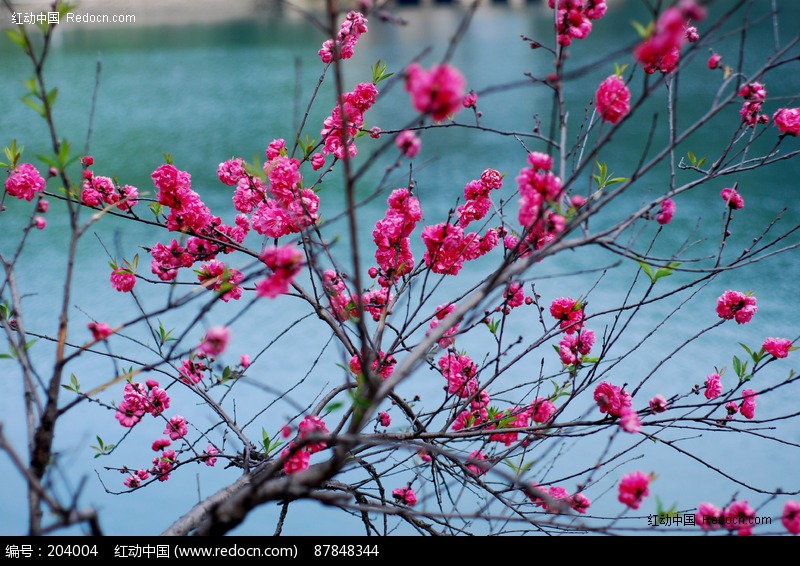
[594,381,640,433]
[197,326,230,358]
[421,222,498,276]
[505,152,565,258]
[320,82,378,160]
[633,0,706,74]
[548,0,607,46]
[438,352,479,398]
[392,486,417,506]
[405,63,466,122]
[5,163,46,201]
[114,380,172,429]
[595,74,631,124]
[256,244,304,298]
[695,500,759,535]
[773,107,800,136]
[281,415,330,474]
[715,290,757,324]
[427,303,460,349]
[456,168,504,228]
[318,11,368,63]
[656,198,676,225]
[197,260,244,302]
[81,173,139,212]
[738,81,769,127]
[527,482,592,514]
[763,337,793,359]
[720,186,745,209]
[349,349,396,380]
[618,470,652,509]
[371,188,421,286]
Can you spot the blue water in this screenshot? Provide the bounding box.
[1,1,799,536]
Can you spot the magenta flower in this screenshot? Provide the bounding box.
[649,394,668,413]
[530,397,557,424]
[395,129,421,158]
[318,11,368,63]
[197,326,231,358]
[164,415,188,440]
[378,411,391,427]
[392,486,417,506]
[716,290,757,324]
[217,158,246,186]
[724,500,756,536]
[114,400,144,428]
[88,321,114,341]
[462,91,478,108]
[257,245,305,298]
[763,337,792,358]
[281,443,310,474]
[708,53,722,69]
[151,438,171,452]
[633,1,705,74]
[782,500,800,535]
[656,198,676,225]
[619,406,641,434]
[740,389,757,419]
[720,187,745,209]
[704,373,722,400]
[5,163,46,201]
[466,450,488,476]
[618,470,652,510]
[595,75,631,124]
[240,354,251,368]
[203,445,219,467]
[571,492,592,514]
[405,62,466,122]
[110,267,136,293]
[594,381,632,418]
[298,415,329,454]
[549,297,585,334]
[696,502,723,530]
[773,107,800,136]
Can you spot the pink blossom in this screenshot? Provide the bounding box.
[115,399,144,428]
[773,107,800,136]
[763,337,792,359]
[716,290,757,324]
[311,153,326,171]
[405,62,466,122]
[571,492,592,514]
[110,267,135,292]
[724,500,756,536]
[378,411,391,427]
[466,450,488,476]
[164,415,188,440]
[146,386,170,416]
[539,486,572,514]
[738,82,769,127]
[257,245,305,298]
[154,449,176,481]
[392,486,417,506]
[117,184,139,211]
[720,187,745,209]
[5,163,46,201]
[203,444,219,467]
[633,1,705,74]
[281,425,292,439]
[530,397,557,424]
[594,382,632,418]
[197,260,243,302]
[318,11,368,63]
[395,129,421,158]
[179,358,206,385]
[708,53,722,69]
[725,401,739,418]
[618,470,652,510]
[619,406,641,433]
[656,198,676,225]
[740,389,757,419]
[151,438,171,452]
[80,155,94,166]
[36,199,49,213]
[438,353,479,398]
[349,350,396,380]
[33,216,46,230]
[704,373,722,400]
[240,354,251,368]
[488,406,529,446]
[281,443,310,474]
[782,500,800,535]
[548,0,607,46]
[558,329,595,366]
[217,158,246,186]
[696,502,723,530]
[427,303,460,349]
[298,415,329,454]
[462,91,478,108]
[197,326,230,358]
[596,75,631,124]
[124,474,142,488]
[649,394,668,413]
[88,321,113,341]
[549,297,585,334]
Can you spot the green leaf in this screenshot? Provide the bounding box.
[21,96,45,117]
[732,355,742,378]
[631,19,653,39]
[636,260,654,281]
[149,202,163,219]
[325,401,344,413]
[46,87,58,107]
[6,28,29,51]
